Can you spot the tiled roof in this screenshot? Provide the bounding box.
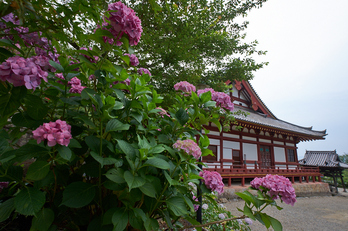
[234,105,327,140]
[299,150,348,168]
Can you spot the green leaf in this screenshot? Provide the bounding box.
[57,146,72,161]
[149,145,165,154]
[269,215,283,231]
[112,207,128,231]
[61,182,96,208]
[204,101,216,108]
[0,92,20,117]
[144,157,170,170]
[105,119,130,133]
[260,213,271,229]
[139,182,157,198]
[166,196,188,216]
[90,151,118,167]
[49,60,64,72]
[0,39,24,55]
[68,139,82,148]
[243,204,255,220]
[0,47,13,62]
[211,118,222,132]
[0,198,15,222]
[26,161,50,181]
[200,91,212,103]
[14,188,45,216]
[105,168,125,183]
[31,208,55,231]
[116,139,136,159]
[24,95,48,120]
[124,171,146,191]
[175,108,189,126]
[85,136,100,152]
[235,192,252,206]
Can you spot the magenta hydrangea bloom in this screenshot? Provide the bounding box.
[173,139,201,159]
[106,2,142,46]
[32,120,72,147]
[211,92,234,111]
[192,195,199,211]
[156,107,170,118]
[137,67,151,76]
[199,170,224,194]
[112,78,131,87]
[0,182,9,193]
[174,81,196,94]
[80,47,99,63]
[250,174,297,206]
[124,53,139,66]
[0,56,48,90]
[68,77,86,94]
[198,88,234,111]
[197,88,215,95]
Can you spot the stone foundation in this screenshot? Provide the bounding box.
[219,182,331,199]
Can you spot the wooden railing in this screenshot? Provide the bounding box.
[203,160,322,186]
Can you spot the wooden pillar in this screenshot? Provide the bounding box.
[291,176,295,184]
[333,173,338,193]
[228,178,231,187]
[339,170,346,192]
[305,176,309,183]
[299,176,302,183]
[312,175,316,183]
[318,175,322,182]
[242,177,245,186]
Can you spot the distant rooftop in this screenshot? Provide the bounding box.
[299,150,348,168]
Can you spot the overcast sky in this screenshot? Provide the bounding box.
[240,0,348,159]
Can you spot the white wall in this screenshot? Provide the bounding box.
[243,143,258,160]
[223,140,240,149]
[274,147,286,162]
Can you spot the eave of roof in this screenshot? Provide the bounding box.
[234,105,327,141]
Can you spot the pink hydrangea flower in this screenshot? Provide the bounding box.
[0,56,48,90]
[174,81,196,94]
[137,67,151,76]
[192,195,199,211]
[112,78,131,86]
[124,53,139,66]
[80,47,99,63]
[29,55,52,72]
[250,174,297,206]
[173,139,201,159]
[0,182,9,193]
[156,107,170,118]
[105,2,142,46]
[197,88,234,112]
[197,88,215,95]
[199,170,224,194]
[32,120,72,147]
[211,92,234,111]
[68,77,86,94]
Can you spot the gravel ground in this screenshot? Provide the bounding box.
[223,188,348,231]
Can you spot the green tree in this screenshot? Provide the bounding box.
[127,0,268,93]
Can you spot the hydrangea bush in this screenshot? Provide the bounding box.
[0,2,289,231]
[236,174,297,231]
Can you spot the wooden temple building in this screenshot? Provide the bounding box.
[299,150,348,192]
[203,80,327,186]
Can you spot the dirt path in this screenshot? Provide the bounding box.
[223,190,348,231]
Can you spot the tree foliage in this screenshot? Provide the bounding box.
[127,0,268,93]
